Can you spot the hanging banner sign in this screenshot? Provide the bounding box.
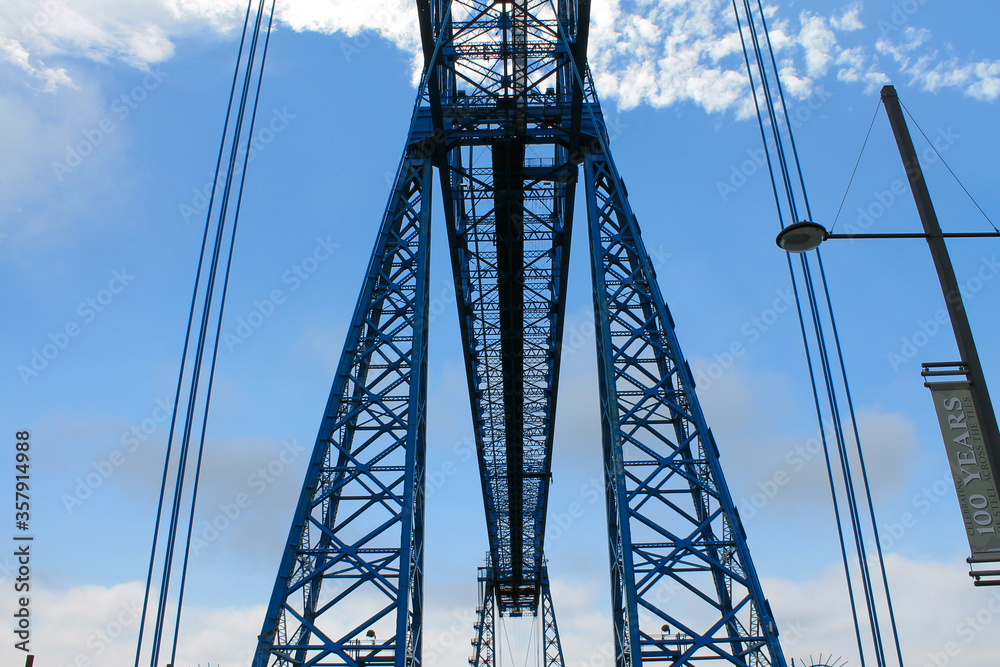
[928,381,1000,560]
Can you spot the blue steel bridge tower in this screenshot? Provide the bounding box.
[252,2,787,666]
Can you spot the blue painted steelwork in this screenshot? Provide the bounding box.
[419,0,599,615]
[255,1,787,665]
[584,146,786,667]
[468,561,566,667]
[470,565,497,667]
[540,565,566,667]
[253,157,433,667]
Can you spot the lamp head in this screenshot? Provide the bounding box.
[775,220,828,252]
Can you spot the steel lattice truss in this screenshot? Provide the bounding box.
[254,159,432,667]
[254,1,789,666]
[540,566,566,667]
[469,564,566,667]
[416,0,598,613]
[585,152,783,667]
[470,566,498,667]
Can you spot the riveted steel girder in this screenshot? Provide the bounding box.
[420,0,599,615]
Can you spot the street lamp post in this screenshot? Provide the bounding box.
[774,85,1000,584]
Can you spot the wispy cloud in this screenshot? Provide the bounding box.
[877,27,1000,101]
[0,34,71,91]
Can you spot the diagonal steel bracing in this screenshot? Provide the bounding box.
[256,1,788,666]
[418,0,597,614]
[540,565,567,667]
[584,147,786,667]
[470,565,498,667]
[469,562,567,667]
[254,158,432,667]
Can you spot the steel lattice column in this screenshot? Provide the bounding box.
[584,148,786,667]
[540,565,566,667]
[253,157,433,667]
[468,562,566,667]
[470,566,497,667]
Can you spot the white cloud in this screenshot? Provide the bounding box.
[0,580,265,667]
[767,555,1000,665]
[0,35,71,91]
[798,12,839,77]
[0,0,996,115]
[8,554,996,667]
[877,27,1000,101]
[831,3,865,33]
[0,0,181,81]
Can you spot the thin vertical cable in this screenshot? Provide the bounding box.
[135,0,276,664]
[133,2,254,664]
[731,0,906,664]
[167,4,277,665]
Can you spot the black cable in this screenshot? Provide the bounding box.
[731,2,906,665]
[135,0,275,664]
[133,2,255,665]
[830,99,882,233]
[167,2,276,665]
[900,100,998,233]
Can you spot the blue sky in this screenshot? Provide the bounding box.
[2,1,1000,666]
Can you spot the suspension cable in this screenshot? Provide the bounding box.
[167,5,277,665]
[731,2,905,665]
[830,99,883,233]
[900,101,999,233]
[134,1,276,665]
[133,0,255,660]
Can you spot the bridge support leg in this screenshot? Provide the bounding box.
[469,562,566,667]
[540,565,566,667]
[253,156,433,667]
[470,565,497,667]
[584,147,787,667]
